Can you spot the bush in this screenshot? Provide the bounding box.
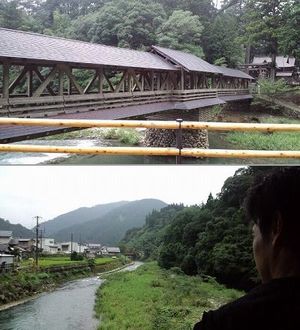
[70,251,84,261]
[258,78,289,95]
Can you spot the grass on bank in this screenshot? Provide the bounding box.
[95,262,243,330]
[21,257,114,268]
[226,117,300,151]
[40,127,142,145]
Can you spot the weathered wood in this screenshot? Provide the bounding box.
[33,66,58,97]
[103,71,115,92]
[9,65,29,94]
[2,61,9,99]
[27,68,34,97]
[114,70,128,93]
[33,67,55,96]
[62,65,83,95]
[83,70,98,94]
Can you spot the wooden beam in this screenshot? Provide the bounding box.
[27,68,33,97]
[83,71,98,94]
[61,65,83,95]
[128,70,142,92]
[98,68,103,94]
[114,70,128,93]
[33,67,55,96]
[33,66,58,97]
[9,65,30,94]
[2,61,10,99]
[103,71,115,92]
[58,69,64,96]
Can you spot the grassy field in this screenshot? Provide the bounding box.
[21,257,114,268]
[226,117,300,151]
[95,262,243,330]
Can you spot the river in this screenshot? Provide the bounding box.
[0,262,143,330]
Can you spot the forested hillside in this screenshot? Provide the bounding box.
[51,199,167,244]
[39,201,128,235]
[0,218,34,238]
[122,167,275,290]
[0,0,298,68]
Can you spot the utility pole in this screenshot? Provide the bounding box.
[34,216,42,269]
[71,232,73,254]
[79,233,81,254]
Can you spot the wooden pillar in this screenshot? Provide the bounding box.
[141,72,145,92]
[98,68,103,94]
[181,69,185,90]
[58,68,64,96]
[2,61,10,100]
[157,73,161,91]
[151,71,154,91]
[27,67,33,97]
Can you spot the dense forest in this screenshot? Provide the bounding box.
[121,167,277,291]
[0,0,299,68]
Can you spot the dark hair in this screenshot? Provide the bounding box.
[244,167,300,248]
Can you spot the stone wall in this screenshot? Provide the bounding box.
[144,107,215,149]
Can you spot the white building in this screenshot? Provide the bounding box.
[59,242,87,254]
[36,237,59,254]
[0,254,14,272]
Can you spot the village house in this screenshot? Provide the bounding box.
[0,231,12,244]
[17,238,35,251]
[101,246,121,256]
[0,253,14,273]
[241,56,299,83]
[59,241,87,254]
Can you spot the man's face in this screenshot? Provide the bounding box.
[252,223,272,283]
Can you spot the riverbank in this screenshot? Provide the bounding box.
[0,259,124,309]
[95,262,243,330]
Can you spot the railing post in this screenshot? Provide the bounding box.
[176,118,183,165]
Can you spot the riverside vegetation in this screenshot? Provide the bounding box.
[95,262,242,330]
[0,256,124,307]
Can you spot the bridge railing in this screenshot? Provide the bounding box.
[0,88,250,118]
[0,117,299,162]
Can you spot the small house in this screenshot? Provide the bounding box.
[0,231,12,244]
[0,254,14,273]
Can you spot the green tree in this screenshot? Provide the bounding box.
[243,0,293,80]
[203,13,244,67]
[157,10,204,57]
[70,0,166,49]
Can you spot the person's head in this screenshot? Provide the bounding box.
[244,167,300,283]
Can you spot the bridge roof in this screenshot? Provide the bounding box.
[213,66,254,80]
[0,28,176,71]
[152,45,221,74]
[152,46,253,79]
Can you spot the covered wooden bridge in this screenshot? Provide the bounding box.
[0,28,253,142]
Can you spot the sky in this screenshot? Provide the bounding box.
[0,166,242,228]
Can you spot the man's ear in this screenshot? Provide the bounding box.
[271,212,284,247]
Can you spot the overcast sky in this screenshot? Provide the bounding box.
[0,166,242,229]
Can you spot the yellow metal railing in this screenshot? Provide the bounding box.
[0,117,300,161]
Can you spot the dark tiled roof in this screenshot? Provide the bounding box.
[0,28,176,71]
[213,66,254,80]
[152,45,222,74]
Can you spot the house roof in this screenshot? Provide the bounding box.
[252,56,296,68]
[213,66,254,80]
[0,244,9,251]
[0,28,176,71]
[107,247,121,253]
[0,231,12,237]
[276,72,293,77]
[152,45,221,74]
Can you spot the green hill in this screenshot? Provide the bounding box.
[39,201,128,236]
[52,199,167,245]
[0,218,34,238]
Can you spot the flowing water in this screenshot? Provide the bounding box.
[0,262,143,330]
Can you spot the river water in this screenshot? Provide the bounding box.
[0,262,143,330]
